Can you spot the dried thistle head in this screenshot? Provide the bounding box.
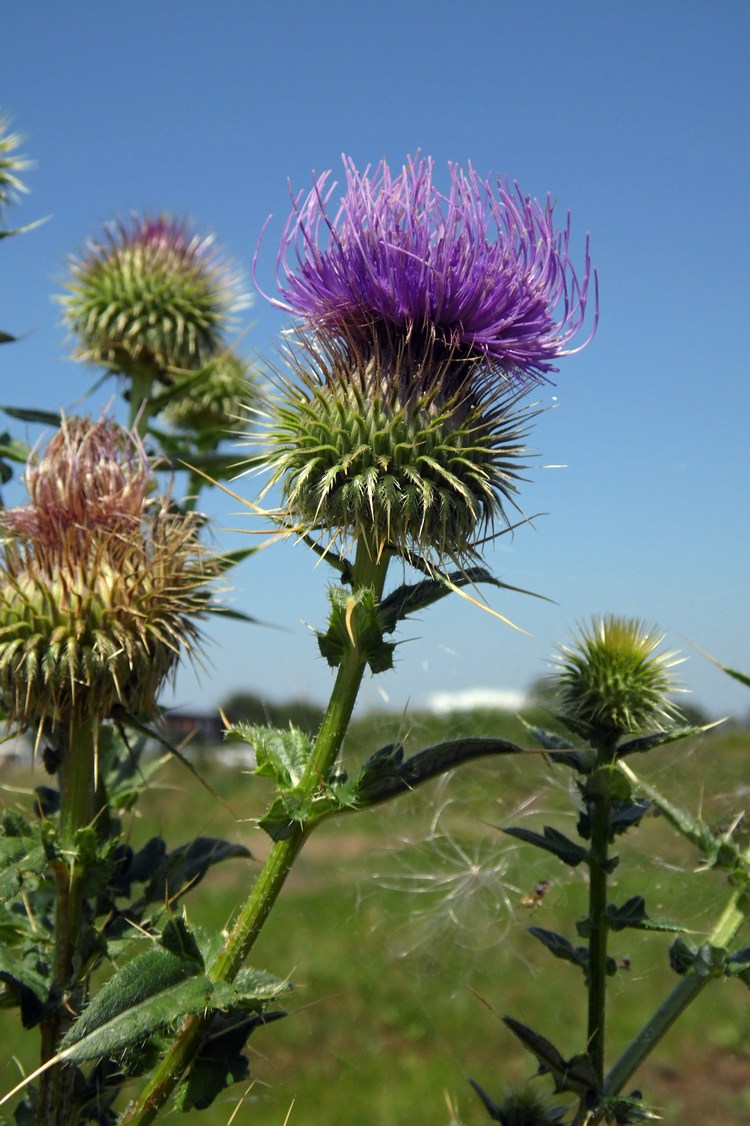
[0,416,219,740]
[60,214,248,380]
[551,615,684,743]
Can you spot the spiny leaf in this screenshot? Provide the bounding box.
[617,722,722,759]
[503,824,588,867]
[502,1015,597,1096]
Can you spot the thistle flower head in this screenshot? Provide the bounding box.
[264,154,597,385]
[551,615,684,742]
[260,331,534,563]
[60,214,248,378]
[0,416,219,738]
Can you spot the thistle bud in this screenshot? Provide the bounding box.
[0,416,218,739]
[162,350,258,437]
[60,215,248,380]
[551,615,683,742]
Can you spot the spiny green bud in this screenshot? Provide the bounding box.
[260,331,532,564]
[551,615,684,742]
[0,416,219,739]
[59,214,248,380]
[162,350,258,437]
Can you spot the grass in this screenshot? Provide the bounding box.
[1,709,749,1124]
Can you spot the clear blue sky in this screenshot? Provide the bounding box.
[4,0,749,719]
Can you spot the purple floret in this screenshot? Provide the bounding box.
[260,155,597,384]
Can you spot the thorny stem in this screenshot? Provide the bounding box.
[584,748,616,1096]
[37,718,98,1126]
[604,765,750,1098]
[119,537,390,1125]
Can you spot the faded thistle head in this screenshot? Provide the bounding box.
[551,615,684,743]
[0,416,219,740]
[60,214,248,381]
[257,155,597,563]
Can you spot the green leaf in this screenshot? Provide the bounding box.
[528,926,589,971]
[0,947,49,1027]
[257,793,311,841]
[140,838,252,908]
[617,723,721,758]
[503,824,588,867]
[607,895,682,934]
[176,1009,287,1112]
[718,665,750,688]
[521,722,576,753]
[158,915,205,968]
[60,948,207,1059]
[502,1015,597,1096]
[243,725,313,790]
[0,436,30,463]
[350,737,527,809]
[669,937,729,978]
[0,405,61,426]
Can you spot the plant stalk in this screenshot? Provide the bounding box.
[119,539,390,1125]
[37,718,98,1126]
[604,886,750,1097]
[585,756,614,1090]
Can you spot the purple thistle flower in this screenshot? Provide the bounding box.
[260,155,597,384]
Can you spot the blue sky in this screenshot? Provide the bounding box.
[3,0,750,719]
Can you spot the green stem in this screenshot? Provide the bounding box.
[585,758,614,1090]
[604,886,750,1098]
[119,540,390,1125]
[128,363,161,433]
[37,718,98,1126]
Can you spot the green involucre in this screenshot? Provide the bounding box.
[552,615,683,741]
[262,347,531,563]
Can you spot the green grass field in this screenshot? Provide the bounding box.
[2,709,749,1124]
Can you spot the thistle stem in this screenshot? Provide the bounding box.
[585,757,614,1090]
[38,718,98,1125]
[119,539,390,1125]
[604,876,750,1097]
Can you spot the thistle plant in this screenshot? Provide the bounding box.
[115,154,597,1124]
[468,617,750,1125]
[0,416,275,1125]
[0,140,745,1126]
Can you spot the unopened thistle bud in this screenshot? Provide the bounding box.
[60,215,248,379]
[0,416,219,739]
[163,350,258,437]
[551,615,683,742]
